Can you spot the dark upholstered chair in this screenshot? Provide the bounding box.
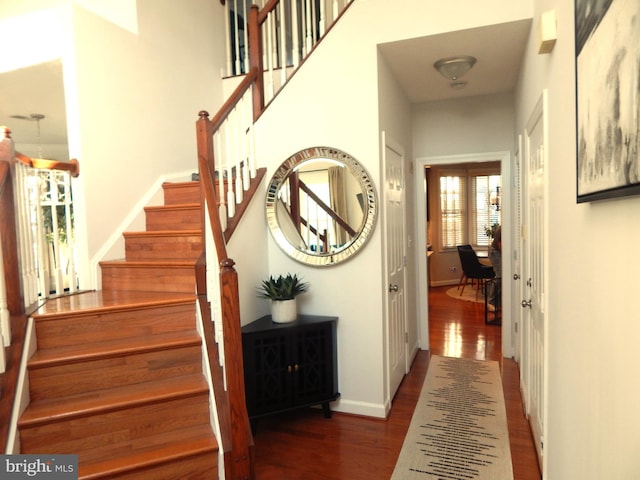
[456,244,495,299]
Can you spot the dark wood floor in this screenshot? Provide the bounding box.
[252,285,541,479]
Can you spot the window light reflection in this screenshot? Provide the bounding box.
[444,323,462,357]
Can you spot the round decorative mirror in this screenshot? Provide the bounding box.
[266,147,377,266]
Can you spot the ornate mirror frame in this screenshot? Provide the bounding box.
[265,147,378,266]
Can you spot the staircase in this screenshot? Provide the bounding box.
[17,182,220,479]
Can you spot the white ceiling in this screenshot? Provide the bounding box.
[0,60,67,147]
[379,19,532,103]
[0,19,531,148]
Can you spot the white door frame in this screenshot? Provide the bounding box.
[414,151,514,357]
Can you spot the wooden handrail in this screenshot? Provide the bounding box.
[210,68,258,132]
[15,151,80,177]
[257,0,280,25]
[298,179,357,236]
[196,117,254,479]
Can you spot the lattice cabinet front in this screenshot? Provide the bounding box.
[242,315,339,422]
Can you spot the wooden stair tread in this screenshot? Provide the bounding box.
[123,230,201,237]
[144,203,199,211]
[100,259,197,267]
[32,291,196,319]
[19,373,208,427]
[29,330,201,367]
[79,432,217,480]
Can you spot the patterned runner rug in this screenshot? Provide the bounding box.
[391,355,514,480]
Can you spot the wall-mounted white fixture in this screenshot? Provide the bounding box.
[433,55,477,81]
[538,10,557,54]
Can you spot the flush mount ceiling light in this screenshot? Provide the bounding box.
[433,55,477,81]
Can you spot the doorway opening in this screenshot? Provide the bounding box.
[414,152,513,358]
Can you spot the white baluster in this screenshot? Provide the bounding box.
[305,0,313,54]
[241,0,250,74]
[224,118,235,219]
[279,1,287,88]
[48,171,65,295]
[246,90,256,178]
[266,12,275,102]
[214,129,227,230]
[17,165,39,305]
[333,0,339,22]
[233,106,242,205]
[224,0,232,76]
[63,172,77,293]
[233,0,241,75]
[292,0,300,68]
[311,0,318,46]
[240,93,250,191]
[319,0,326,36]
[35,171,50,299]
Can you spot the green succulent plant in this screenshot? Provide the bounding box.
[257,273,309,301]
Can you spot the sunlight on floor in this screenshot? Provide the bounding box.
[443,323,487,360]
[444,323,462,357]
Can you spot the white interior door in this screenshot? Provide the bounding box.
[521,91,548,467]
[383,133,407,402]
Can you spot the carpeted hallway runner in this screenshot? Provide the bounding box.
[391,355,514,479]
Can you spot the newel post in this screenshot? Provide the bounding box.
[220,258,253,480]
[0,127,23,315]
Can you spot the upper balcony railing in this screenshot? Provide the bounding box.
[224,0,353,106]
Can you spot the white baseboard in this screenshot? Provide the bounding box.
[331,398,387,419]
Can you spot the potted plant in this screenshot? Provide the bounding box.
[485,222,500,239]
[257,273,309,323]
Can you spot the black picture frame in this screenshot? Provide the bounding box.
[575,0,640,203]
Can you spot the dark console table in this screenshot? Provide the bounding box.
[241,314,339,428]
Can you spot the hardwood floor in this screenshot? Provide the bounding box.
[252,285,541,479]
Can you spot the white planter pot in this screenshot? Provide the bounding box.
[271,299,298,323]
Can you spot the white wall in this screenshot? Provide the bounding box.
[516,1,640,478]
[68,0,226,286]
[227,179,270,326]
[412,93,516,158]
[377,50,416,408]
[254,0,533,417]
[0,0,227,289]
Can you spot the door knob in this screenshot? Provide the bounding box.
[513,273,521,280]
[521,299,532,308]
[389,284,399,292]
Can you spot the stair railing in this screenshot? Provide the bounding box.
[279,174,356,252]
[194,1,353,478]
[226,0,354,104]
[13,151,80,306]
[0,126,80,452]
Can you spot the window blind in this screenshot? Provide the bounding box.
[439,175,466,248]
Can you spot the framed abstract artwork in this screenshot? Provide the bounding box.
[575,0,640,202]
